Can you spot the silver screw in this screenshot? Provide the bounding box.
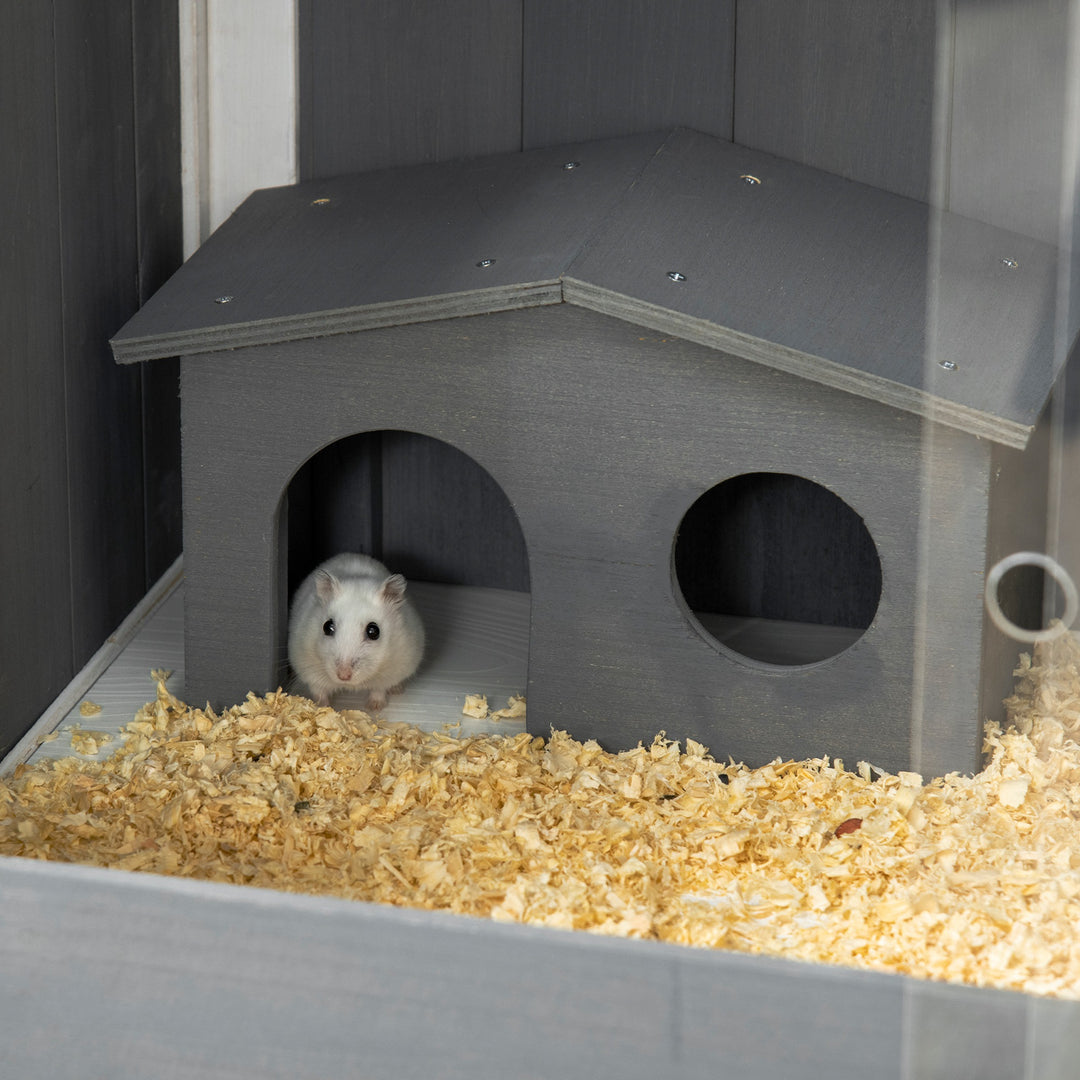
[214,295,234,304]
[939,359,957,371]
[667,271,687,282]
[1001,257,1019,269]
[563,161,581,170]
[476,259,496,268]
[740,174,762,186]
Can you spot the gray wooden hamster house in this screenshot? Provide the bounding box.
[112,127,1079,780]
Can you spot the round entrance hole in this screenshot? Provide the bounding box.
[673,473,882,666]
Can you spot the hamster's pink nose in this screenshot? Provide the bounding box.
[335,662,353,682]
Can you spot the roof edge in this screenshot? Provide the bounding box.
[563,277,1033,450]
[110,281,564,364]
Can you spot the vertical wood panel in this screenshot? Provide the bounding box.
[286,432,381,592]
[0,3,181,755]
[734,0,939,201]
[133,0,184,585]
[0,4,72,757]
[521,0,736,149]
[205,0,298,235]
[948,0,1078,244]
[380,432,529,591]
[298,0,523,179]
[133,0,184,307]
[54,2,146,662]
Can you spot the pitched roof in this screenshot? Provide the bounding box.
[112,128,1078,449]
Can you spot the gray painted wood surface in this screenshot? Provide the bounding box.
[56,3,147,663]
[980,416,1053,771]
[133,0,184,584]
[111,132,666,363]
[0,5,73,757]
[379,430,531,592]
[179,305,1004,777]
[0,4,181,757]
[733,0,939,203]
[296,0,1080,242]
[949,0,1079,245]
[113,129,1075,451]
[522,0,735,149]
[565,129,1072,448]
[298,0,523,179]
[286,431,382,592]
[2,854,1078,1079]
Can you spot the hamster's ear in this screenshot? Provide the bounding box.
[380,574,407,605]
[314,569,340,603]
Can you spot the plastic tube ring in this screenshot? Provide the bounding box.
[984,551,1079,643]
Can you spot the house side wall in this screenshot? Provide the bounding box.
[183,305,990,776]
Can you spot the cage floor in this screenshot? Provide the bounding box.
[7,568,531,772]
[5,557,869,775]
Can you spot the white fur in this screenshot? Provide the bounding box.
[287,553,424,708]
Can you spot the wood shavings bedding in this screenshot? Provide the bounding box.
[5,632,1080,998]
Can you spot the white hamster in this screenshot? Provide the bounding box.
[287,553,424,709]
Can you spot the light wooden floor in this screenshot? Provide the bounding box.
[4,568,531,773]
[3,558,869,774]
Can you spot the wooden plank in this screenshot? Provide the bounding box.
[949,0,1078,245]
[8,834,1077,1077]
[285,431,382,594]
[178,0,298,256]
[1,557,184,774]
[0,857,914,1080]
[132,0,184,585]
[907,422,995,775]
[298,0,522,180]
[734,0,939,202]
[0,4,73,757]
[903,979,1028,1078]
[522,0,735,149]
[111,132,667,363]
[54,2,146,661]
[133,0,184,307]
[1049,347,1080,604]
[380,431,530,591]
[205,0,297,235]
[566,129,1070,448]
[1030,998,1080,1079]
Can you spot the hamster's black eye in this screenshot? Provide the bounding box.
[365,621,380,641]
[322,619,335,637]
